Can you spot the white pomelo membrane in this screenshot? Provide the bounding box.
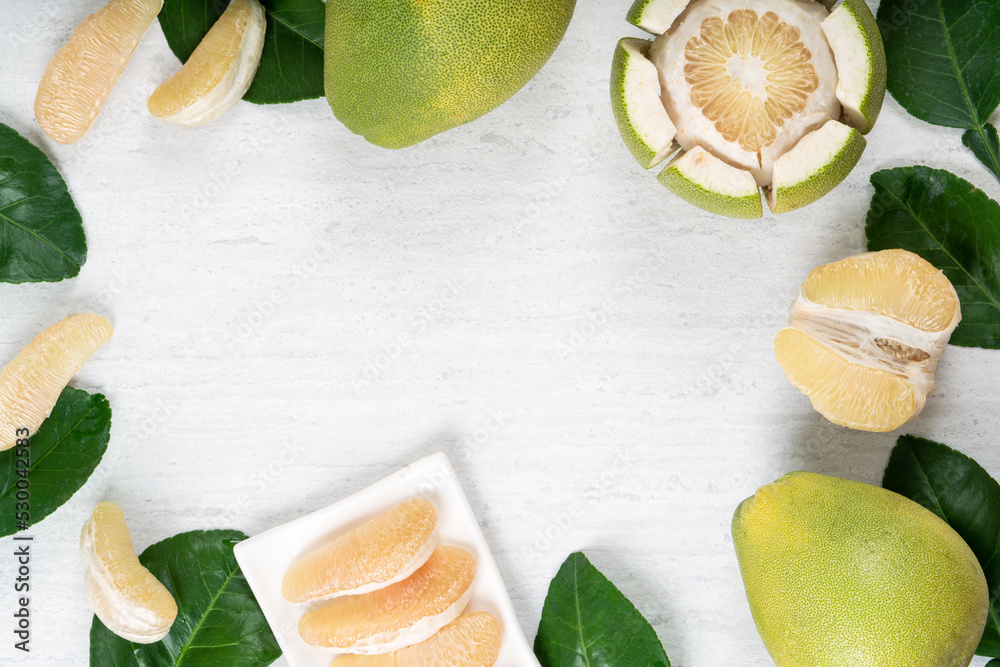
[614,0,885,216]
[613,39,678,168]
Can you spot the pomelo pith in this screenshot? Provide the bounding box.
[325,0,576,149]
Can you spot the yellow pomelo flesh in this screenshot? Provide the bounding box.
[325,0,577,148]
[802,249,959,332]
[331,612,503,667]
[35,0,162,144]
[282,499,439,603]
[299,546,477,654]
[774,327,917,431]
[147,0,265,126]
[0,314,113,450]
[81,502,178,643]
[733,472,988,667]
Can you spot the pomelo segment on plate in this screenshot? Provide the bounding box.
[298,546,477,654]
[774,249,960,432]
[325,0,577,148]
[35,0,162,144]
[80,502,178,643]
[611,0,886,217]
[147,0,265,126]
[331,612,503,667]
[611,38,677,169]
[0,314,113,450]
[282,499,439,603]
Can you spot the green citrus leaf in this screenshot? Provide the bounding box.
[882,435,1000,657]
[534,552,670,667]
[0,123,86,283]
[90,529,281,666]
[158,0,324,105]
[866,166,1000,349]
[0,388,110,537]
[963,124,1000,184]
[876,0,1000,180]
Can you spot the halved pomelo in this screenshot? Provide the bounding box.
[611,38,677,169]
[331,612,503,667]
[147,0,265,126]
[81,502,177,643]
[298,546,477,654]
[775,249,960,432]
[282,499,439,603]
[612,0,886,217]
[658,146,763,219]
[0,314,113,450]
[35,0,162,144]
[767,120,866,213]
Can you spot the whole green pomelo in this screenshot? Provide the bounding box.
[325,0,576,148]
[732,471,987,667]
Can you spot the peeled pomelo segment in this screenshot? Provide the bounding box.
[626,0,690,35]
[767,120,865,214]
[299,546,477,654]
[147,0,265,126]
[775,327,918,432]
[802,250,960,333]
[81,502,177,643]
[35,0,163,144]
[822,0,886,133]
[330,612,503,667]
[0,314,113,450]
[657,147,763,219]
[611,38,677,169]
[282,499,439,603]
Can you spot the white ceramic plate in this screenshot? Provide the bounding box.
[234,452,539,667]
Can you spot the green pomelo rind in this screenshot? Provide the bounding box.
[325,0,577,149]
[732,471,987,667]
[822,0,887,133]
[611,38,677,169]
[768,121,866,214]
[658,148,763,219]
[626,0,690,35]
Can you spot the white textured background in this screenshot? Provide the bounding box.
[2,1,1000,665]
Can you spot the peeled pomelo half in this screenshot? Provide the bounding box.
[331,612,503,667]
[35,0,162,144]
[775,249,961,432]
[611,38,677,169]
[282,499,439,603]
[298,546,477,654]
[0,314,113,450]
[147,0,265,126]
[81,502,177,643]
[612,0,886,217]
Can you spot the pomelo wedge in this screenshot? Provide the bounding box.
[80,502,177,643]
[822,0,887,133]
[611,38,678,169]
[147,0,265,126]
[627,0,691,35]
[658,146,763,219]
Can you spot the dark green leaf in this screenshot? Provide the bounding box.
[876,0,1000,180]
[0,123,85,283]
[988,660,1000,666]
[882,435,1000,657]
[964,124,1000,184]
[866,166,1000,349]
[91,530,281,667]
[534,552,670,667]
[0,388,109,537]
[158,0,324,105]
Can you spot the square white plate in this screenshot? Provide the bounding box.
[234,452,540,667]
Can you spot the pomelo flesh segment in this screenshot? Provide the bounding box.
[147,0,266,126]
[611,38,677,169]
[0,314,113,450]
[330,612,503,667]
[35,0,163,144]
[80,502,178,643]
[282,499,439,603]
[298,546,477,654]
